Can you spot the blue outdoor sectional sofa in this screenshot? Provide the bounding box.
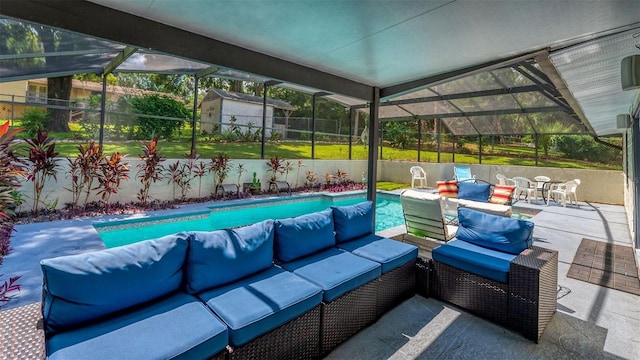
[31,197,559,360]
[39,201,418,360]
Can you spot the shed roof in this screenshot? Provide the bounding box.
[201,89,296,111]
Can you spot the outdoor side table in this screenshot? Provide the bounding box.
[508,246,558,342]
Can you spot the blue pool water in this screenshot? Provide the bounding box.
[95,193,404,248]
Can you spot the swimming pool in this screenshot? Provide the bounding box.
[95,192,404,248]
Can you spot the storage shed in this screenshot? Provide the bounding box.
[199,89,295,136]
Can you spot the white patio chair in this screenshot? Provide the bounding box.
[410,166,427,188]
[400,189,457,243]
[549,179,581,207]
[496,174,514,186]
[511,176,537,203]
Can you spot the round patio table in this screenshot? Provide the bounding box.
[542,180,564,205]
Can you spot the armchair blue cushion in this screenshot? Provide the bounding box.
[432,239,516,283]
[46,293,228,360]
[41,233,190,334]
[455,207,534,255]
[332,201,374,243]
[457,181,491,202]
[274,209,335,262]
[186,220,275,293]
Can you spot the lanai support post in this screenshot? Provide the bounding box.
[98,75,107,152]
[190,75,199,158]
[437,118,442,163]
[534,133,539,166]
[417,119,422,162]
[348,107,354,160]
[479,135,482,164]
[311,93,317,159]
[367,87,380,227]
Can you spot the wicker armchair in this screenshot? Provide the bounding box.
[430,246,558,342]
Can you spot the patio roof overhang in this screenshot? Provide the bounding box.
[0,0,639,137]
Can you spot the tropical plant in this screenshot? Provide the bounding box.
[324,172,333,185]
[192,160,208,198]
[0,275,21,307]
[0,222,15,259]
[67,140,103,210]
[137,136,165,204]
[295,160,305,188]
[266,156,285,182]
[334,169,349,184]
[283,160,293,183]
[0,121,25,220]
[97,152,129,212]
[305,170,317,187]
[235,163,246,186]
[251,172,261,190]
[167,155,198,201]
[25,130,59,213]
[209,153,230,188]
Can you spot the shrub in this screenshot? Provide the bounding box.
[555,135,622,163]
[130,95,191,140]
[21,108,47,138]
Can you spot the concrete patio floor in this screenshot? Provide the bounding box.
[1,195,639,359]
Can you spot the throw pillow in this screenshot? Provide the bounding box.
[436,180,458,198]
[489,185,516,204]
[457,181,491,202]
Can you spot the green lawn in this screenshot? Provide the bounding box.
[7,122,619,170]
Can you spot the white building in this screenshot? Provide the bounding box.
[199,89,295,136]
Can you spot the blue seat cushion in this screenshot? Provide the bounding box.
[41,233,190,334]
[338,234,418,274]
[432,239,516,283]
[457,181,491,202]
[274,209,335,262]
[199,266,322,347]
[187,220,275,293]
[280,247,381,302]
[332,201,374,243]
[456,207,534,254]
[46,292,228,360]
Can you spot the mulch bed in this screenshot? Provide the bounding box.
[567,238,640,296]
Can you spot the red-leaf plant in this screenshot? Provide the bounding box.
[0,275,22,307]
[137,136,165,205]
[98,152,129,213]
[0,121,25,220]
[266,156,285,182]
[67,140,103,211]
[25,129,59,214]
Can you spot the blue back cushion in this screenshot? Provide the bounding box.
[274,209,335,262]
[332,201,374,243]
[457,181,491,202]
[41,233,190,334]
[187,220,275,294]
[455,207,534,254]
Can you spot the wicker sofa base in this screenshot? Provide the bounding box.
[430,261,509,325]
[377,259,416,317]
[228,305,321,360]
[430,245,558,342]
[320,279,378,355]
